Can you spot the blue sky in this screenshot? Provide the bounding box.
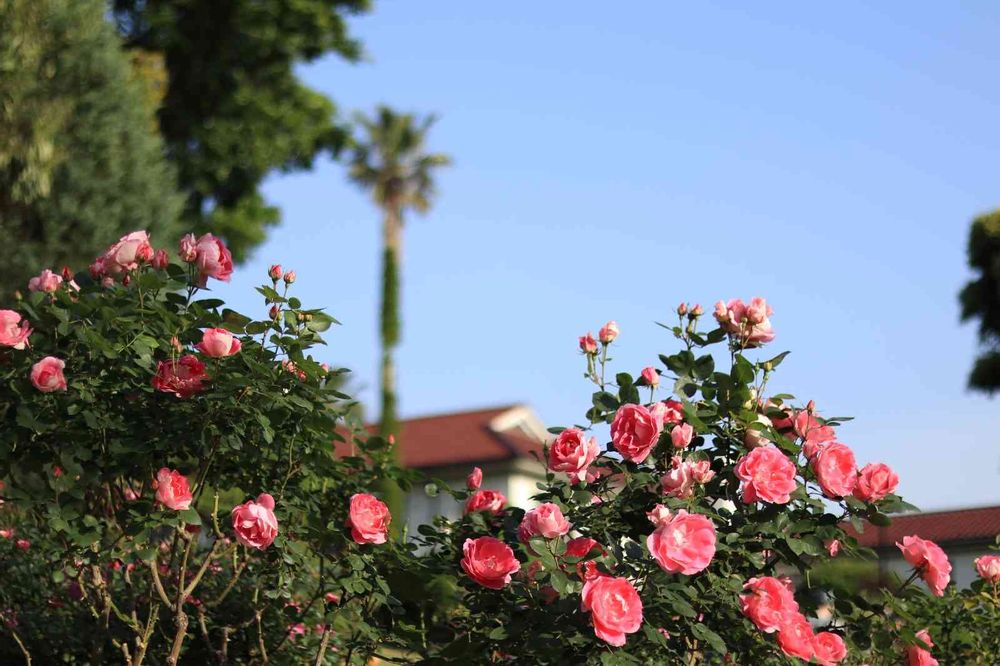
[212,2,1000,511]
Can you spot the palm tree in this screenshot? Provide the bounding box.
[348,105,450,527]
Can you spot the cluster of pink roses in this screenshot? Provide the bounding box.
[714,296,775,347]
[0,307,69,394]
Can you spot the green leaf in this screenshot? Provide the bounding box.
[179,508,202,526]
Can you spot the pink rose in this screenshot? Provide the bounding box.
[195,328,242,358]
[283,270,296,284]
[793,409,836,458]
[347,493,391,545]
[518,503,571,542]
[268,264,283,281]
[579,332,597,354]
[565,537,604,582]
[154,468,193,511]
[231,493,278,550]
[548,428,599,481]
[15,539,30,552]
[28,269,63,293]
[152,355,209,398]
[193,233,233,285]
[460,536,520,589]
[740,576,799,633]
[30,357,67,392]
[581,575,643,646]
[649,399,685,428]
[660,456,695,499]
[466,466,482,490]
[975,554,1000,583]
[813,632,847,666]
[179,234,198,262]
[0,310,31,349]
[897,535,951,596]
[670,423,694,449]
[825,539,841,557]
[776,612,815,661]
[906,629,938,666]
[735,446,797,504]
[598,321,619,344]
[811,442,857,498]
[853,463,899,502]
[0,529,13,539]
[640,366,659,387]
[714,297,775,346]
[464,489,506,515]
[152,249,170,270]
[647,504,672,526]
[610,404,662,463]
[689,459,715,484]
[100,231,153,276]
[646,509,716,575]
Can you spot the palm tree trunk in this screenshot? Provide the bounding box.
[378,203,404,534]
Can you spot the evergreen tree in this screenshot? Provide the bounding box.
[959,209,1000,393]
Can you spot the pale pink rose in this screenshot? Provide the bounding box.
[649,399,685,429]
[646,509,716,575]
[283,270,296,284]
[690,304,703,317]
[897,535,951,596]
[689,459,715,484]
[100,231,153,276]
[0,529,13,539]
[31,356,67,392]
[152,355,209,398]
[152,249,170,270]
[548,428,599,481]
[0,310,31,349]
[598,321,619,344]
[660,457,695,499]
[677,302,688,316]
[193,233,233,284]
[825,539,841,557]
[975,554,1000,583]
[713,300,729,322]
[670,423,694,449]
[269,264,283,281]
[646,504,672,526]
[579,332,597,354]
[347,493,391,545]
[460,536,520,589]
[466,466,482,490]
[464,489,506,515]
[641,366,659,387]
[231,493,278,550]
[714,297,775,346]
[813,632,847,666]
[906,629,938,666]
[853,463,899,502]
[581,575,643,647]
[735,446,797,504]
[740,576,799,633]
[28,269,63,293]
[178,234,198,262]
[154,468,193,511]
[776,612,815,661]
[195,328,242,357]
[811,442,857,498]
[611,404,662,463]
[518,503,571,542]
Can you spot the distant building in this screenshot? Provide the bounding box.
[847,505,1000,589]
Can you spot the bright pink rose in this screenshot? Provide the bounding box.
[897,535,951,596]
[154,468,193,510]
[193,233,233,284]
[853,463,899,502]
[811,442,857,498]
[735,446,797,504]
[598,321,619,344]
[460,536,520,589]
[793,409,837,458]
[714,297,775,346]
[813,632,847,666]
[581,575,643,647]
[152,355,208,398]
[0,310,31,349]
[670,423,694,449]
[100,231,153,276]
[195,328,242,357]
[825,539,841,557]
[649,399,685,428]
[565,537,601,559]
[268,264,283,281]
[975,554,1000,583]
[231,493,278,550]
[611,404,662,463]
[466,466,482,490]
[740,576,799,633]
[579,332,597,354]
[464,489,506,515]
[548,428,599,481]
[641,366,659,387]
[152,249,170,270]
[776,612,815,661]
[906,629,938,666]
[179,234,197,262]
[28,269,63,293]
[347,493,391,545]
[646,509,716,575]
[518,503,571,542]
[31,356,67,392]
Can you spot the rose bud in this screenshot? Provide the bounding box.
[269,264,283,281]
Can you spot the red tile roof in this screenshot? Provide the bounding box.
[335,405,546,470]
[846,505,1000,548]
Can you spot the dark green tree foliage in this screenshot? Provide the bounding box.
[110,0,371,262]
[959,209,1000,394]
[0,0,182,293]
